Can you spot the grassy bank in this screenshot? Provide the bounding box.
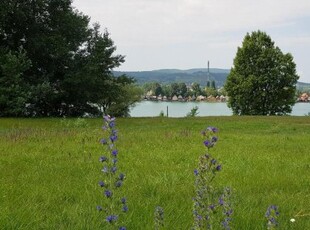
[0,117,309,229]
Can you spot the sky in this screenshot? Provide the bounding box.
[72,0,310,83]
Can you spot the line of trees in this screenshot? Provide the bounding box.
[142,81,223,98]
[0,0,142,117]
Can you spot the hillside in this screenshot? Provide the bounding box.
[113,68,230,87]
[114,68,310,89]
[297,81,310,91]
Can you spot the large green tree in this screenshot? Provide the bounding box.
[0,0,139,117]
[225,31,299,115]
[0,49,32,116]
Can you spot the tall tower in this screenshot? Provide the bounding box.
[207,60,210,87]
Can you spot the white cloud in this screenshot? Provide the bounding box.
[279,36,310,46]
[72,0,310,82]
[73,0,310,47]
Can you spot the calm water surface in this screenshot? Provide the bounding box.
[130,101,310,117]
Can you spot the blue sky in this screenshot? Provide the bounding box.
[72,0,310,83]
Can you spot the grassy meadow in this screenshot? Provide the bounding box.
[0,116,310,229]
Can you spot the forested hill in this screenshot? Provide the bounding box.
[113,68,230,87]
[114,68,310,89]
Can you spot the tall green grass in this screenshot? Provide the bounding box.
[0,117,309,229]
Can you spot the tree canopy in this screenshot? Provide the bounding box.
[224,31,299,115]
[0,0,140,117]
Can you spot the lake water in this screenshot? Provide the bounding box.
[129,101,310,117]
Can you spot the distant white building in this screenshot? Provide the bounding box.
[196,95,206,101]
[172,95,178,101]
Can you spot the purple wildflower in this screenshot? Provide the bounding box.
[96,205,103,211]
[100,138,107,144]
[98,116,127,227]
[112,129,118,135]
[265,205,279,217]
[211,136,218,142]
[103,115,111,122]
[110,135,117,142]
[106,215,118,223]
[211,159,217,165]
[98,181,105,187]
[207,126,218,133]
[209,204,216,211]
[115,180,122,187]
[99,156,107,162]
[225,209,233,216]
[194,169,199,176]
[222,217,232,230]
[109,121,116,128]
[219,196,224,206]
[193,210,198,216]
[122,205,128,212]
[216,165,222,171]
[204,140,213,148]
[101,166,108,173]
[266,205,279,229]
[119,173,125,181]
[104,190,112,198]
[112,150,118,157]
[111,166,117,173]
[154,206,164,229]
[112,158,118,164]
